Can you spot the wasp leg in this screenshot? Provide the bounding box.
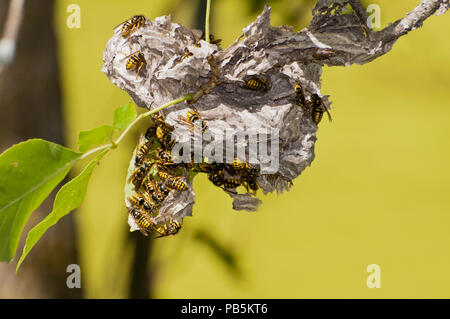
[136,62,144,80]
[177,115,196,131]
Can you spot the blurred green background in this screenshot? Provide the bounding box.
[3,0,450,298]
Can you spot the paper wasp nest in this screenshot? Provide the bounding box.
[102,1,447,235]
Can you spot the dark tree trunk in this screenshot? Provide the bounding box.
[0,0,82,298]
[127,129,154,299]
[194,0,207,30]
[128,230,153,298]
[126,0,211,299]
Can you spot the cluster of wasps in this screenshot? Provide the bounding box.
[177,110,262,196]
[128,112,188,237]
[128,108,262,237]
[179,108,260,194]
[177,108,262,195]
[203,158,261,195]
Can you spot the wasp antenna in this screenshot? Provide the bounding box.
[120,50,141,62]
[135,62,145,80]
[113,16,134,30]
[324,106,332,122]
[177,115,188,124]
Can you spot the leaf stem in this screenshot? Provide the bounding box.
[80,144,112,160]
[114,94,191,145]
[80,94,192,159]
[205,0,211,44]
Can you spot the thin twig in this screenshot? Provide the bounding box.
[79,95,192,160]
[80,144,112,160]
[378,0,448,43]
[114,95,191,146]
[188,54,220,104]
[299,0,449,66]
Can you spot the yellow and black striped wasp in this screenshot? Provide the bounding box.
[174,48,193,64]
[115,15,147,38]
[178,108,208,133]
[157,148,174,164]
[294,83,308,112]
[201,32,222,45]
[246,178,259,193]
[310,94,332,125]
[152,113,175,148]
[158,171,188,191]
[129,192,156,213]
[164,176,188,192]
[122,50,146,79]
[129,161,151,188]
[156,124,172,146]
[130,208,155,235]
[242,168,260,194]
[157,182,171,196]
[183,153,196,170]
[207,171,224,187]
[193,161,223,174]
[154,218,182,238]
[184,153,210,171]
[135,135,153,166]
[242,74,270,92]
[144,125,157,140]
[230,156,252,174]
[143,180,169,205]
[148,147,174,166]
[193,31,222,47]
[152,113,166,126]
[207,170,241,189]
[222,176,242,189]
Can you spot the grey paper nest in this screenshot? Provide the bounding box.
[102,1,446,234]
[99,5,342,232]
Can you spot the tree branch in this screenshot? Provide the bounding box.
[379,0,449,42]
[247,0,448,68]
[307,0,449,66]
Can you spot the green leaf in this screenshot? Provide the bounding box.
[0,139,81,262]
[113,103,137,131]
[78,125,114,153]
[16,149,108,271]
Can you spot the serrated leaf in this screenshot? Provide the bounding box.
[0,139,81,261]
[113,103,137,130]
[78,125,114,153]
[16,149,109,271]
